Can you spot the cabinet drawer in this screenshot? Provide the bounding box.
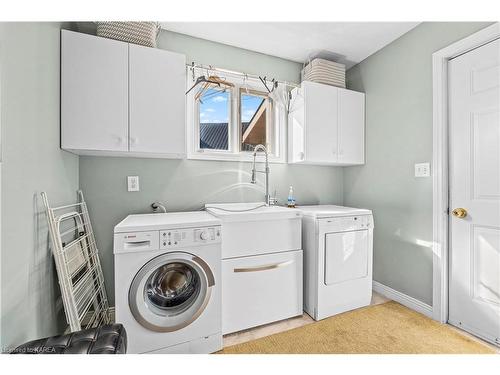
[222,250,303,334]
[113,231,159,254]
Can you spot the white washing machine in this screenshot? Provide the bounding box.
[113,212,222,354]
[297,205,374,321]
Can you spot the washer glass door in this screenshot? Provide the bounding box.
[129,252,214,332]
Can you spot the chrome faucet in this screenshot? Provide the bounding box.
[250,144,271,206]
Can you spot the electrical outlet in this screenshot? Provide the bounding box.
[414,163,431,178]
[127,176,140,192]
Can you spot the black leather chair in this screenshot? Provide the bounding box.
[11,324,127,354]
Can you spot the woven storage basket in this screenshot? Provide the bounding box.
[96,22,160,47]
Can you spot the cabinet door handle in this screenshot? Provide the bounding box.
[233,260,293,273]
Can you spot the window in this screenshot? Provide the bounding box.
[240,89,271,153]
[187,68,286,162]
[198,87,230,151]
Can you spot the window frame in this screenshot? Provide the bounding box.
[195,87,233,153]
[239,88,275,155]
[186,68,286,163]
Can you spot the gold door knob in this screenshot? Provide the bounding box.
[452,208,467,218]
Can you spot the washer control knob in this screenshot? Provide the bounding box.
[199,230,209,241]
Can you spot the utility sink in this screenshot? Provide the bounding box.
[205,202,300,222]
[205,202,302,259]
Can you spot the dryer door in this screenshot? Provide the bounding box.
[324,230,369,285]
[129,252,215,332]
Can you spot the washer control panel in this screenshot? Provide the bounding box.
[160,226,221,249]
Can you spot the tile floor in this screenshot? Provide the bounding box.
[223,292,499,353]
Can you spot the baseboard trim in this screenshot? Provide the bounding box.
[373,281,433,318]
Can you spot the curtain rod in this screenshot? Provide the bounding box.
[187,62,300,89]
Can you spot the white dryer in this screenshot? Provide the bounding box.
[297,205,374,321]
[113,212,222,354]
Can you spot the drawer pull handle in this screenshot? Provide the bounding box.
[233,260,293,273]
[124,240,151,248]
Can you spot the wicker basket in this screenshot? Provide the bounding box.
[96,22,160,47]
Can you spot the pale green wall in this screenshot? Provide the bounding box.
[157,30,301,83]
[79,29,344,306]
[0,22,79,349]
[344,22,492,305]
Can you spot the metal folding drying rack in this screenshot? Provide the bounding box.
[42,190,111,332]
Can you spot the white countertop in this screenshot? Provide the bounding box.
[296,205,372,218]
[114,211,221,233]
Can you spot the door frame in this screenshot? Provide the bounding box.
[432,22,500,323]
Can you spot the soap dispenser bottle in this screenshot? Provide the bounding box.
[287,186,296,208]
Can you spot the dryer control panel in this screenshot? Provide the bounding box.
[160,226,222,249]
[318,214,374,233]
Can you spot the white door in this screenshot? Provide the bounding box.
[129,44,186,156]
[338,89,365,165]
[61,30,128,152]
[448,38,500,345]
[304,81,339,163]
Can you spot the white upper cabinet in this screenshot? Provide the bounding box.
[61,30,186,158]
[338,88,365,164]
[288,81,365,166]
[304,83,339,163]
[129,44,185,156]
[61,30,128,152]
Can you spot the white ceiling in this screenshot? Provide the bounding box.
[161,22,420,68]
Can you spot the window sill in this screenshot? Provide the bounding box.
[187,151,286,164]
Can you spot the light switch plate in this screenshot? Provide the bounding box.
[415,163,431,177]
[127,176,140,191]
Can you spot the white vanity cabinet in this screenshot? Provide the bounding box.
[205,203,303,335]
[61,30,186,158]
[288,81,365,165]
